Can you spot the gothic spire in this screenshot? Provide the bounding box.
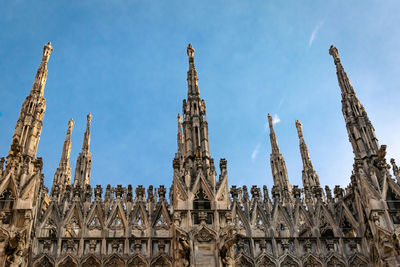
[51,118,74,198]
[8,42,53,161]
[180,44,210,161]
[31,42,53,97]
[267,114,291,203]
[173,44,214,192]
[187,43,199,97]
[295,120,320,188]
[82,112,92,153]
[268,114,280,154]
[60,118,74,168]
[329,45,379,159]
[73,113,92,188]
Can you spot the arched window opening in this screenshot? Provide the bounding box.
[193,187,212,224]
[0,188,15,211]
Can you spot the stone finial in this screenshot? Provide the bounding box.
[292,185,301,199]
[219,158,227,171]
[158,185,166,199]
[230,186,239,200]
[295,120,303,138]
[325,185,333,201]
[187,44,194,57]
[135,185,145,199]
[94,185,102,199]
[147,185,154,201]
[329,45,340,64]
[334,185,344,199]
[272,186,281,201]
[267,113,273,129]
[126,185,133,201]
[42,42,53,63]
[86,112,92,129]
[251,185,260,199]
[67,118,74,136]
[242,185,249,201]
[115,185,124,198]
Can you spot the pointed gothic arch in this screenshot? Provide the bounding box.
[107,203,127,230]
[349,254,368,267]
[33,255,54,267]
[81,255,101,267]
[130,204,148,229]
[152,203,171,230]
[104,254,125,267]
[256,254,276,267]
[273,206,292,237]
[128,254,148,267]
[193,186,211,210]
[58,255,78,267]
[302,254,322,267]
[151,254,172,267]
[86,203,104,230]
[326,254,345,267]
[0,187,15,211]
[252,205,268,230]
[235,254,254,267]
[63,204,83,238]
[280,254,299,267]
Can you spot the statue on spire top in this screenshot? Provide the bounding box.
[42,42,53,63]
[295,120,303,138]
[86,113,92,129]
[187,44,194,57]
[329,45,340,63]
[67,118,74,136]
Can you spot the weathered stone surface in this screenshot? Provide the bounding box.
[0,43,399,266]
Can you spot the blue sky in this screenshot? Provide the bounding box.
[1,1,400,192]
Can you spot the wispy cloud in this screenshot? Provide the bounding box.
[272,114,280,124]
[278,95,286,110]
[251,143,261,161]
[264,114,281,132]
[309,21,324,48]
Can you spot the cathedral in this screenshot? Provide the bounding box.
[0,42,399,267]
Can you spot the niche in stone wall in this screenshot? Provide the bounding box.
[107,239,124,254]
[61,239,78,254]
[84,239,101,254]
[129,239,147,254]
[255,239,273,255]
[152,240,169,255]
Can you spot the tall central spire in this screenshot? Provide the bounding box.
[329,45,379,160]
[180,44,210,161]
[173,44,214,190]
